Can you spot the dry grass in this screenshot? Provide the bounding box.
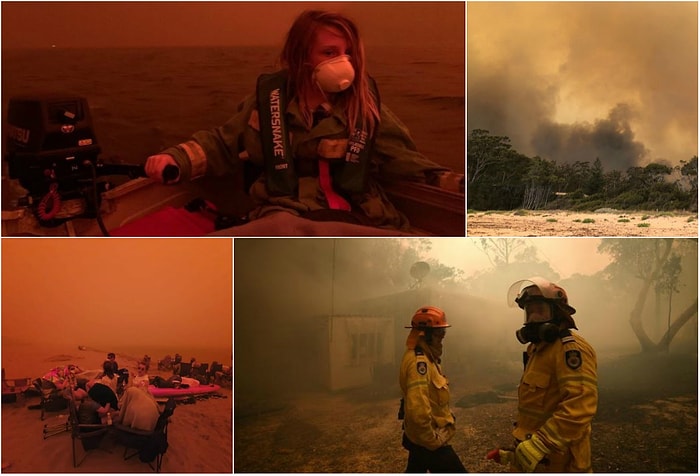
[467,210,698,237]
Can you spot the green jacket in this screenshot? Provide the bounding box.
[162,90,450,230]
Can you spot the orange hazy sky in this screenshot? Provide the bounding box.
[1,1,465,49]
[1,238,232,351]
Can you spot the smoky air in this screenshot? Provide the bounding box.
[234,237,698,472]
[467,2,697,170]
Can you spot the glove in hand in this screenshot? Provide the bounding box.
[514,435,550,472]
[486,448,514,465]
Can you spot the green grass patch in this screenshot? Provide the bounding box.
[641,215,650,220]
[687,216,697,222]
[546,218,558,223]
[513,209,529,216]
[581,218,595,224]
[618,218,631,223]
[637,223,651,228]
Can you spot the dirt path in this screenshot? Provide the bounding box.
[234,354,698,473]
[467,210,698,237]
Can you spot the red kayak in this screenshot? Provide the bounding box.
[148,383,221,398]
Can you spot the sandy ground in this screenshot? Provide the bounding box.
[467,210,698,237]
[1,345,232,473]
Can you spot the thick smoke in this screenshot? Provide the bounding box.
[531,103,648,170]
[467,2,698,169]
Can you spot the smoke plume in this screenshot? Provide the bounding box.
[467,2,698,169]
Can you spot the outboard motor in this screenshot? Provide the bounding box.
[6,95,101,196]
[3,95,150,228]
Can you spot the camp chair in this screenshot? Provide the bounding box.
[33,378,68,420]
[193,363,208,383]
[68,397,110,467]
[177,362,192,377]
[208,362,223,384]
[2,369,32,404]
[113,397,176,473]
[157,355,173,371]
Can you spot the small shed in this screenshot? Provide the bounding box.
[321,315,395,391]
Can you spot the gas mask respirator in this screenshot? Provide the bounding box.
[515,322,560,344]
[313,55,355,93]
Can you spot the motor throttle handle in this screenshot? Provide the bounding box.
[162,164,180,183]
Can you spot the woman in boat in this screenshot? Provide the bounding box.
[145,9,463,235]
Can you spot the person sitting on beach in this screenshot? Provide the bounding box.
[84,380,119,424]
[157,354,173,371]
[144,10,463,236]
[42,364,83,390]
[214,365,232,387]
[107,352,130,390]
[142,354,152,372]
[70,379,103,425]
[96,360,119,396]
[131,361,150,390]
[107,352,119,369]
[115,386,160,432]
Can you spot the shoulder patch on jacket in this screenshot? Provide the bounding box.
[565,350,582,369]
[417,361,427,375]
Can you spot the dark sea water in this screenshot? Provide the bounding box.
[1,45,464,173]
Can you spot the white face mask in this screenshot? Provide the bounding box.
[313,55,355,93]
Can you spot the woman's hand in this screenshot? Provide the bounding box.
[145,154,180,184]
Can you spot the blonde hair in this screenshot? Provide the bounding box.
[280,10,380,135]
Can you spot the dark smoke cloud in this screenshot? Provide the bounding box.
[531,103,649,169]
[467,2,698,169]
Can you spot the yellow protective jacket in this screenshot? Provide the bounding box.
[399,347,456,451]
[514,330,598,472]
[161,84,452,230]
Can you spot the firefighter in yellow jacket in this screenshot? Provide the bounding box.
[487,277,598,472]
[399,306,467,472]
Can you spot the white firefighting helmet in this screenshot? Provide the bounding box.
[507,277,577,318]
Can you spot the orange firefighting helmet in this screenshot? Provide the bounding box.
[405,306,450,329]
[507,277,577,315]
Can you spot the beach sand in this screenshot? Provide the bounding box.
[1,343,232,473]
[467,209,699,237]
